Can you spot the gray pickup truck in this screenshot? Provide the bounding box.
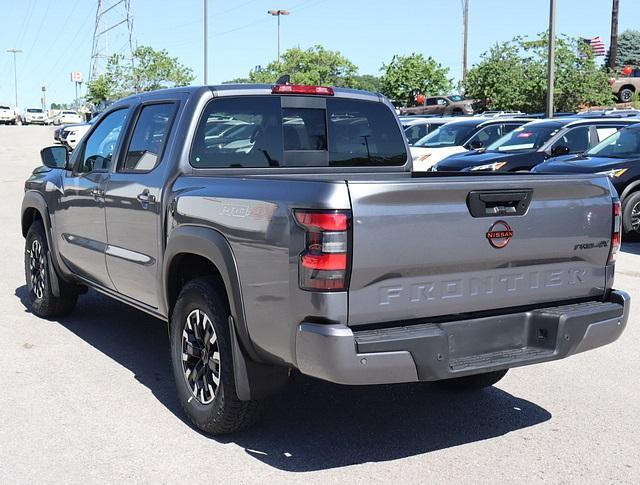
[22,83,630,434]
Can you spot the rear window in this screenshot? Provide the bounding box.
[0,106,10,110]
[190,95,406,168]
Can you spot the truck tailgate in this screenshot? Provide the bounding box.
[347,174,613,326]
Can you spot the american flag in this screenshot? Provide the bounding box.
[582,36,606,57]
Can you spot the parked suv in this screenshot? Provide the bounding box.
[22,84,629,434]
[400,95,474,116]
[22,108,48,125]
[433,118,637,172]
[533,123,640,238]
[410,117,529,170]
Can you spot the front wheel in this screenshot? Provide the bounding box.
[433,369,508,392]
[24,221,79,318]
[170,277,264,435]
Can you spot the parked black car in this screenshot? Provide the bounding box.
[432,118,638,172]
[533,123,640,237]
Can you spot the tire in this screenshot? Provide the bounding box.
[619,87,634,103]
[622,191,640,240]
[433,369,508,392]
[170,277,264,435]
[24,221,79,318]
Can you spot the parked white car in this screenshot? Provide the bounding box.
[409,117,529,171]
[0,105,19,124]
[53,110,83,125]
[22,108,48,125]
[61,123,92,150]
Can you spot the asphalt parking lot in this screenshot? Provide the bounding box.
[0,125,638,484]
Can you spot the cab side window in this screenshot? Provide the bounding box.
[122,103,175,172]
[77,109,128,173]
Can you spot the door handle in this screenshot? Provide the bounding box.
[137,189,156,206]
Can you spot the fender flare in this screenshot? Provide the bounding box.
[619,178,640,203]
[21,191,65,296]
[163,225,289,400]
[163,225,257,358]
[21,190,52,239]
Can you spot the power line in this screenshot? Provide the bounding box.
[90,0,135,80]
[23,0,53,65]
[21,0,83,80]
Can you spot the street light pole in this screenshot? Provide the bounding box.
[7,48,22,108]
[462,0,469,82]
[204,0,208,84]
[267,10,290,61]
[546,0,556,118]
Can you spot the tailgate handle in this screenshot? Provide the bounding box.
[467,189,533,217]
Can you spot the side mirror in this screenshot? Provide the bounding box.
[551,145,570,157]
[468,140,484,150]
[40,145,70,170]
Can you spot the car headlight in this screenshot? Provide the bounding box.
[597,168,628,178]
[469,161,507,171]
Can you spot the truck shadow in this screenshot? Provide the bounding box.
[621,241,640,256]
[16,285,551,472]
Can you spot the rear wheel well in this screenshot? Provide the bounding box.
[22,208,43,237]
[167,253,228,319]
[620,84,636,93]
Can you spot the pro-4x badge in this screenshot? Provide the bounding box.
[486,221,513,248]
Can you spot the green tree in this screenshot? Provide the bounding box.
[461,42,530,112]
[463,34,612,113]
[351,74,382,92]
[379,53,452,106]
[85,45,194,105]
[607,30,640,71]
[247,45,358,86]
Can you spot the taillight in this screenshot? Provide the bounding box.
[272,84,334,96]
[294,209,350,291]
[608,78,617,86]
[608,199,621,264]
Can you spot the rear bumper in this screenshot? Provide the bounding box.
[295,290,630,385]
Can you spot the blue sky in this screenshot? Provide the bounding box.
[1,0,639,109]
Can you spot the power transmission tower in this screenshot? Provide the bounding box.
[89,0,135,81]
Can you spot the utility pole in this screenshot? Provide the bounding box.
[6,48,22,108]
[546,0,556,118]
[462,0,469,82]
[608,0,619,70]
[268,9,290,61]
[204,0,208,84]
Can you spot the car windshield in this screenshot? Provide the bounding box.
[487,124,561,152]
[0,106,10,110]
[414,123,476,148]
[27,109,43,113]
[586,128,640,158]
[62,111,77,115]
